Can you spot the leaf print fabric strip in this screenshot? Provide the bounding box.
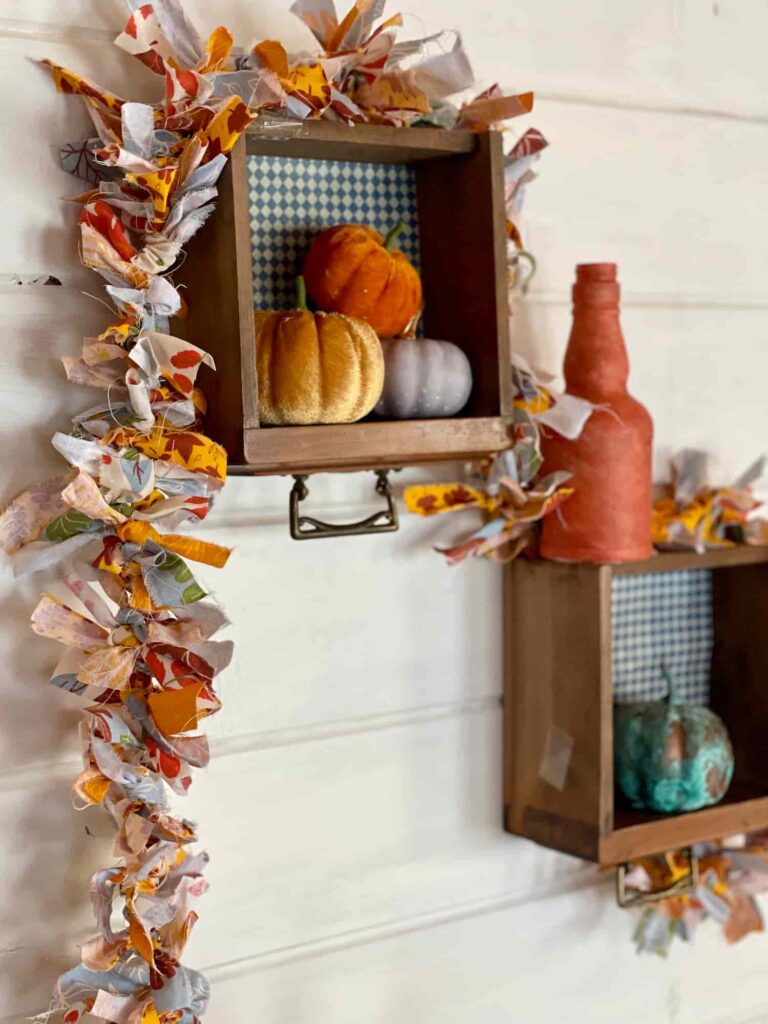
[403,356,590,565]
[0,471,76,553]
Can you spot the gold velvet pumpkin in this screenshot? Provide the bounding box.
[254,280,384,425]
[303,222,423,337]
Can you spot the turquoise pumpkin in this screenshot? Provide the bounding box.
[614,669,734,814]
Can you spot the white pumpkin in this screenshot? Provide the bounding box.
[374,337,473,419]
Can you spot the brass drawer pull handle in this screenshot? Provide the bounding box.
[616,849,700,907]
[289,470,399,540]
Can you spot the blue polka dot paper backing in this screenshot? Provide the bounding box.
[612,570,712,704]
[248,155,421,310]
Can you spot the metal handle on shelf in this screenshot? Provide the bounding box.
[616,849,700,908]
[289,470,399,541]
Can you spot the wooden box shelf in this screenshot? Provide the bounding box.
[503,547,768,866]
[174,119,513,475]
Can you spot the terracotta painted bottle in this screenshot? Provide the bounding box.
[540,263,653,563]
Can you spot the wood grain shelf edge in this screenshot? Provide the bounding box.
[245,117,477,162]
[513,546,768,576]
[239,417,513,474]
[601,794,768,865]
[612,546,768,574]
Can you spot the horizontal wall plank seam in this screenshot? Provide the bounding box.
[538,90,768,126]
[5,281,767,311]
[0,874,611,1022]
[0,695,502,791]
[0,17,116,43]
[204,872,611,980]
[211,694,501,757]
[527,289,768,311]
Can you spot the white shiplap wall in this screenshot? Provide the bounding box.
[1,2,767,1022]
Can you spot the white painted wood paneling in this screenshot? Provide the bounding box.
[0,290,110,494]
[198,885,768,1024]
[519,99,768,303]
[1,1,768,1023]
[184,710,592,966]
[200,497,502,739]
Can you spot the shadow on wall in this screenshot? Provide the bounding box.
[0,48,116,1011]
[0,573,111,1016]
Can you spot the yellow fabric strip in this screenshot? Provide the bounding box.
[117,520,231,568]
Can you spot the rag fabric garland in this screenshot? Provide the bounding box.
[406,390,768,565]
[1,1,546,1019]
[626,838,768,956]
[4,6,254,1020]
[653,449,768,552]
[505,128,548,291]
[404,356,595,564]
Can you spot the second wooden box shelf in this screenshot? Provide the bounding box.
[503,546,768,866]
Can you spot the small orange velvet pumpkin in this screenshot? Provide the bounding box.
[303,222,422,338]
[254,279,384,425]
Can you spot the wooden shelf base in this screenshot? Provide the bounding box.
[605,784,768,864]
[235,417,513,475]
[505,785,768,866]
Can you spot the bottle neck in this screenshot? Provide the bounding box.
[564,277,629,400]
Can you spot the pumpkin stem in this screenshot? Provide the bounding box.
[383,220,406,252]
[515,249,538,295]
[295,275,308,310]
[660,663,679,705]
[402,305,423,340]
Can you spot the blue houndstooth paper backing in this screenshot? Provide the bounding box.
[612,570,713,704]
[248,155,420,310]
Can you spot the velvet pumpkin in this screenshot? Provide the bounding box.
[254,279,384,425]
[614,670,734,813]
[303,222,423,337]
[374,337,473,419]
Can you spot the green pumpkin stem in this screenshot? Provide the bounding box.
[661,663,679,705]
[383,220,406,252]
[295,275,308,311]
[516,249,538,295]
